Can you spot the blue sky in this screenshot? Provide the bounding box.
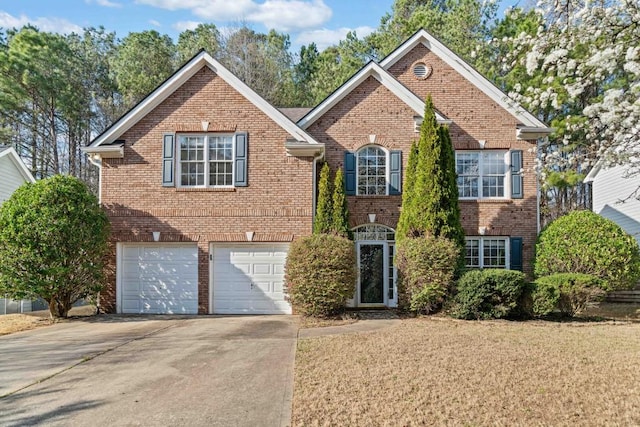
[0,0,520,50]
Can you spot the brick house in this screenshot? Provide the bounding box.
[83,30,550,314]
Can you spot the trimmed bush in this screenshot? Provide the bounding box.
[535,210,640,290]
[285,234,356,317]
[0,175,110,318]
[395,235,459,314]
[450,269,528,320]
[532,273,607,317]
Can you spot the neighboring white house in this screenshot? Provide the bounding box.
[0,145,36,314]
[585,162,640,246]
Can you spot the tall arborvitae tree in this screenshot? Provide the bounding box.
[331,168,352,239]
[437,125,465,250]
[314,162,332,234]
[397,95,464,249]
[396,141,419,241]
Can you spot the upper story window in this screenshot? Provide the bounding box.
[178,134,233,187]
[456,151,508,199]
[357,146,388,195]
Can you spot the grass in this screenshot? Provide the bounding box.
[0,305,97,336]
[299,313,359,329]
[293,317,640,426]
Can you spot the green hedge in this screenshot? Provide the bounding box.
[532,273,607,317]
[535,210,640,290]
[285,234,356,317]
[450,269,528,320]
[396,235,460,313]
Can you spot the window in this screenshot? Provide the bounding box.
[178,134,233,187]
[456,151,508,198]
[353,224,395,241]
[357,146,388,195]
[465,238,508,269]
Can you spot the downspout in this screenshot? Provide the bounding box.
[311,151,325,229]
[536,137,548,234]
[87,154,103,204]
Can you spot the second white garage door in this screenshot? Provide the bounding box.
[211,244,291,314]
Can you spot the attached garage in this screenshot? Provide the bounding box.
[118,244,198,314]
[211,244,291,314]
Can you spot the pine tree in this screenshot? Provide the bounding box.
[396,95,464,249]
[314,162,332,234]
[331,168,352,239]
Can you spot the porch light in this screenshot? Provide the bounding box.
[152,231,161,242]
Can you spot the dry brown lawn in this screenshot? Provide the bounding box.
[293,317,640,426]
[0,305,97,336]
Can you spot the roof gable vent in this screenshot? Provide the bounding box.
[412,62,431,79]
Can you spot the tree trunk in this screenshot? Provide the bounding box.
[49,297,71,318]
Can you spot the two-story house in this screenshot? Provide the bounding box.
[83,30,551,314]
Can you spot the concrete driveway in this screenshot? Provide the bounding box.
[0,315,298,426]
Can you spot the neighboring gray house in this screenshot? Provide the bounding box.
[0,145,36,314]
[585,162,640,246]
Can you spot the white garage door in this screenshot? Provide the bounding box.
[119,244,198,314]
[212,244,291,314]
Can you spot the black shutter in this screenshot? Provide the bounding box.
[344,151,356,195]
[510,237,523,271]
[389,150,402,195]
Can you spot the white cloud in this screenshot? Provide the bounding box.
[85,0,123,7]
[135,0,332,32]
[0,11,82,34]
[149,19,161,27]
[173,20,202,32]
[296,26,375,51]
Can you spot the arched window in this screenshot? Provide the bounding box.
[353,224,395,241]
[357,146,388,195]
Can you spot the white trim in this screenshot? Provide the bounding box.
[116,242,122,314]
[88,51,321,148]
[465,237,510,269]
[380,30,550,131]
[356,144,390,196]
[0,147,35,183]
[175,133,235,189]
[356,241,389,307]
[456,150,510,200]
[298,61,450,130]
[80,144,124,158]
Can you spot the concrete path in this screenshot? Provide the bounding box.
[0,315,298,427]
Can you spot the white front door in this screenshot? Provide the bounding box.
[211,244,291,314]
[118,243,199,314]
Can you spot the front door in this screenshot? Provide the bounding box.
[358,243,387,306]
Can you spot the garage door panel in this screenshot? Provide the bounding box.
[119,244,198,314]
[212,244,291,315]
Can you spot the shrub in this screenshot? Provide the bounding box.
[395,235,459,313]
[532,273,607,317]
[285,234,356,317]
[450,269,528,320]
[535,210,640,290]
[0,175,110,318]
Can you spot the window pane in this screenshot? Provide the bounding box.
[483,239,506,268]
[465,239,480,267]
[357,146,387,195]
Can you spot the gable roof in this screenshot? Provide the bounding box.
[279,107,312,122]
[298,61,450,130]
[0,146,36,183]
[380,29,550,134]
[85,51,321,152]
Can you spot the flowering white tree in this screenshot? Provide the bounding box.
[497,0,640,220]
